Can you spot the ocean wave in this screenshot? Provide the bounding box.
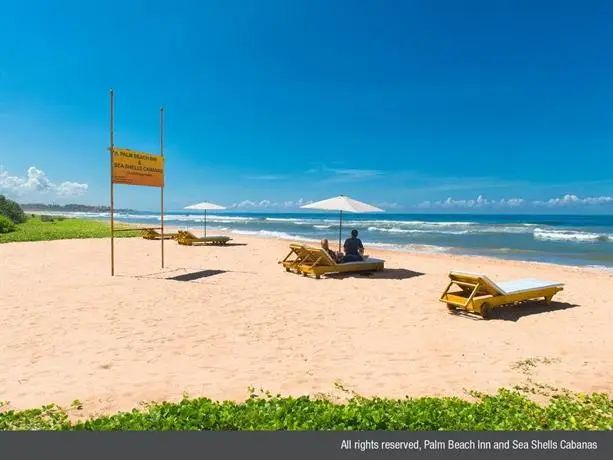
[482,225,537,234]
[533,228,611,243]
[352,221,537,235]
[365,225,532,235]
[265,217,307,223]
[368,226,413,234]
[366,226,469,235]
[367,242,451,253]
[345,219,477,227]
[229,229,317,242]
[583,265,613,272]
[264,217,479,227]
[122,214,256,224]
[226,229,451,254]
[313,225,333,229]
[264,217,314,225]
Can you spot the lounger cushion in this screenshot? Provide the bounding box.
[449,271,563,296]
[495,278,564,295]
[342,258,384,265]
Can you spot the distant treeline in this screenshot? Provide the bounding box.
[20,203,135,213]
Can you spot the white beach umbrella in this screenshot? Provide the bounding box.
[301,195,384,253]
[184,202,226,238]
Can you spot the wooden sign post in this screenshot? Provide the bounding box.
[109,89,165,276]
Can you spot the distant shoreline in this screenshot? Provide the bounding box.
[20,204,135,213]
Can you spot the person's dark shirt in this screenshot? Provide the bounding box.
[343,236,363,256]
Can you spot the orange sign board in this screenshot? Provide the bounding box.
[111,147,164,187]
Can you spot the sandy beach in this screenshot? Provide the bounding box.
[1,229,612,418]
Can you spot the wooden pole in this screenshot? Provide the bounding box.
[110,89,115,276]
[160,106,165,269]
[338,210,343,254]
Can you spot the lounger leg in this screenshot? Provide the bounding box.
[479,302,491,319]
[440,281,453,301]
[544,296,552,304]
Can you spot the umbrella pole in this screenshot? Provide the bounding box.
[338,210,343,254]
[205,209,207,238]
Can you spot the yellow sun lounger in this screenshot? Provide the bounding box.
[279,243,385,279]
[278,244,314,272]
[176,230,232,246]
[440,271,564,318]
[141,229,178,240]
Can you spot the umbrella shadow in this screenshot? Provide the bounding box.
[116,267,231,281]
[183,242,247,247]
[167,269,228,281]
[448,301,580,322]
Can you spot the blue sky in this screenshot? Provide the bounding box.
[1,0,612,213]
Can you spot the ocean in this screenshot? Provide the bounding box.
[38,210,613,269]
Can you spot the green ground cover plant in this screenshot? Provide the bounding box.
[0,195,27,225]
[0,214,16,233]
[0,389,611,431]
[0,215,140,243]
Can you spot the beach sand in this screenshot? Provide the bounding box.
[1,229,612,418]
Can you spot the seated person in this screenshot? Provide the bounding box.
[342,229,364,263]
[321,239,342,262]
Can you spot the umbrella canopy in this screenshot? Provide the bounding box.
[184,202,226,211]
[184,202,226,238]
[301,195,384,213]
[301,195,384,253]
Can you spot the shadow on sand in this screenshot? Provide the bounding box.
[448,301,580,322]
[116,266,261,280]
[325,268,425,281]
[198,242,248,247]
[167,269,228,281]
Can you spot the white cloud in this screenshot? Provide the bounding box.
[281,198,313,209]
[232,200,256,209]
[418,195,525,209]
[232,200,274,209]
[533,194,613,207]
[258,200,272,208]
[230,198,314,210]
[0,166,88,198]
[418,194,613,209]
[56,181,89,196]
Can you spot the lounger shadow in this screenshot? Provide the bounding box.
[176,230,233,246]
[279,243,385,279]
[141,229,178,240]
[468,300,579,322]
[440,271,565,319]
[326,268,424,280]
